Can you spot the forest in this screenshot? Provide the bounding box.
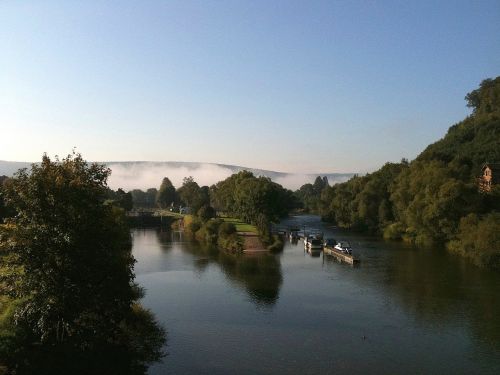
[296,77,500,268]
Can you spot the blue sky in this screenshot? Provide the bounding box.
[1,0,499,173]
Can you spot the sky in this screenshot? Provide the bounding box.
[1,0,499,174]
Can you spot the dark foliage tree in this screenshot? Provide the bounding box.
[0,153,165,373]
[130,188,158,208]
[156,177,177,208]
[0,176,15,222]
[105,188,134,211]
[295,176,329,212]
[197,205,216,222]
[116,188,134,211]
[177,177,210,212]
[211,171,295,225]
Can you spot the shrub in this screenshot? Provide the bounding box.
[183,215,202,236]
[448,213,500,269]
[267,235,284,253]
[218,222,237,237]
[197,205,216,222]
[383,222,405,240]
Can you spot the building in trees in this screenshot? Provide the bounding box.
[478,163,500,193]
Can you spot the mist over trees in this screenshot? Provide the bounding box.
[296,77,500,269]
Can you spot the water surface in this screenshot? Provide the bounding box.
[133,215,500,374]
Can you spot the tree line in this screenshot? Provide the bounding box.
[296,77,500,269]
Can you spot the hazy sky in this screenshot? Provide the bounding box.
[1,1,499,173]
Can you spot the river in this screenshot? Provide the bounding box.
[133,215,500,375]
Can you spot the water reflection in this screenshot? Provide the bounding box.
[132,223,500,374]
[218,252,282,306]
[378,243,500,350]
[285,215,500,356]
[175,237,283,307]
[305,248,322,257]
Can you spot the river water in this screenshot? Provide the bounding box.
[133,215,500,375]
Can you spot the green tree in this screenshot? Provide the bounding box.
[0,153,166,366]
[2,154,136,343]
[0,176,14,222]
[110,188,134,211]
[177,177,209,212]
[197,205,216,222]
[448,213,500,269]
[156,177,177,208]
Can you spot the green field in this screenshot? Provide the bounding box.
[221,217,258,233]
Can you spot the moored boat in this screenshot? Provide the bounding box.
[324,240,359,265]
[334,241,352,255]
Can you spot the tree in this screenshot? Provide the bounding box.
[211,171,294,224]
[0,176,14,221]
[177,177,209,211]
[156,177,177,208]
[0,153,159,349]
[116,188,134,211]
[197,205,216,222]
[465,77,500,115]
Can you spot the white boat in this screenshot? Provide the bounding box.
[334,241,352,255]
[305,236,323,250]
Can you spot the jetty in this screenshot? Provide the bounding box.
[323,246,360,265]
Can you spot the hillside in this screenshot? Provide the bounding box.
[315,77,500,269]
[417,77,500,177]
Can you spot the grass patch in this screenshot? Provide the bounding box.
[221,217,258,233]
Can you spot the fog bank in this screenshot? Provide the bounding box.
[106,162,353,191]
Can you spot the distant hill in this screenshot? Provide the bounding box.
[0,160,32,176]
[0,160,354,191]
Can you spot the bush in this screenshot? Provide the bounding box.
[218,232,243,253]
[218,222,237,237]
[267,235,284,253]
[197,205,216,222]
[183,215,202,236]
[383,222,405,240]
[448,213,500,269]
[195,218,223,244]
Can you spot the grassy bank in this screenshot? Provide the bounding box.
[221,217,258,233]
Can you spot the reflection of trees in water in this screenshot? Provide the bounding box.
[285,214,500,353]
[218,252,283,306]
[376,245,500,351]
[182,243,283,307]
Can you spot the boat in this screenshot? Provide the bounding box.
[324,240,359,265]
[304,236,323,250]
[334,241,352,255]
[323,238,337,249]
